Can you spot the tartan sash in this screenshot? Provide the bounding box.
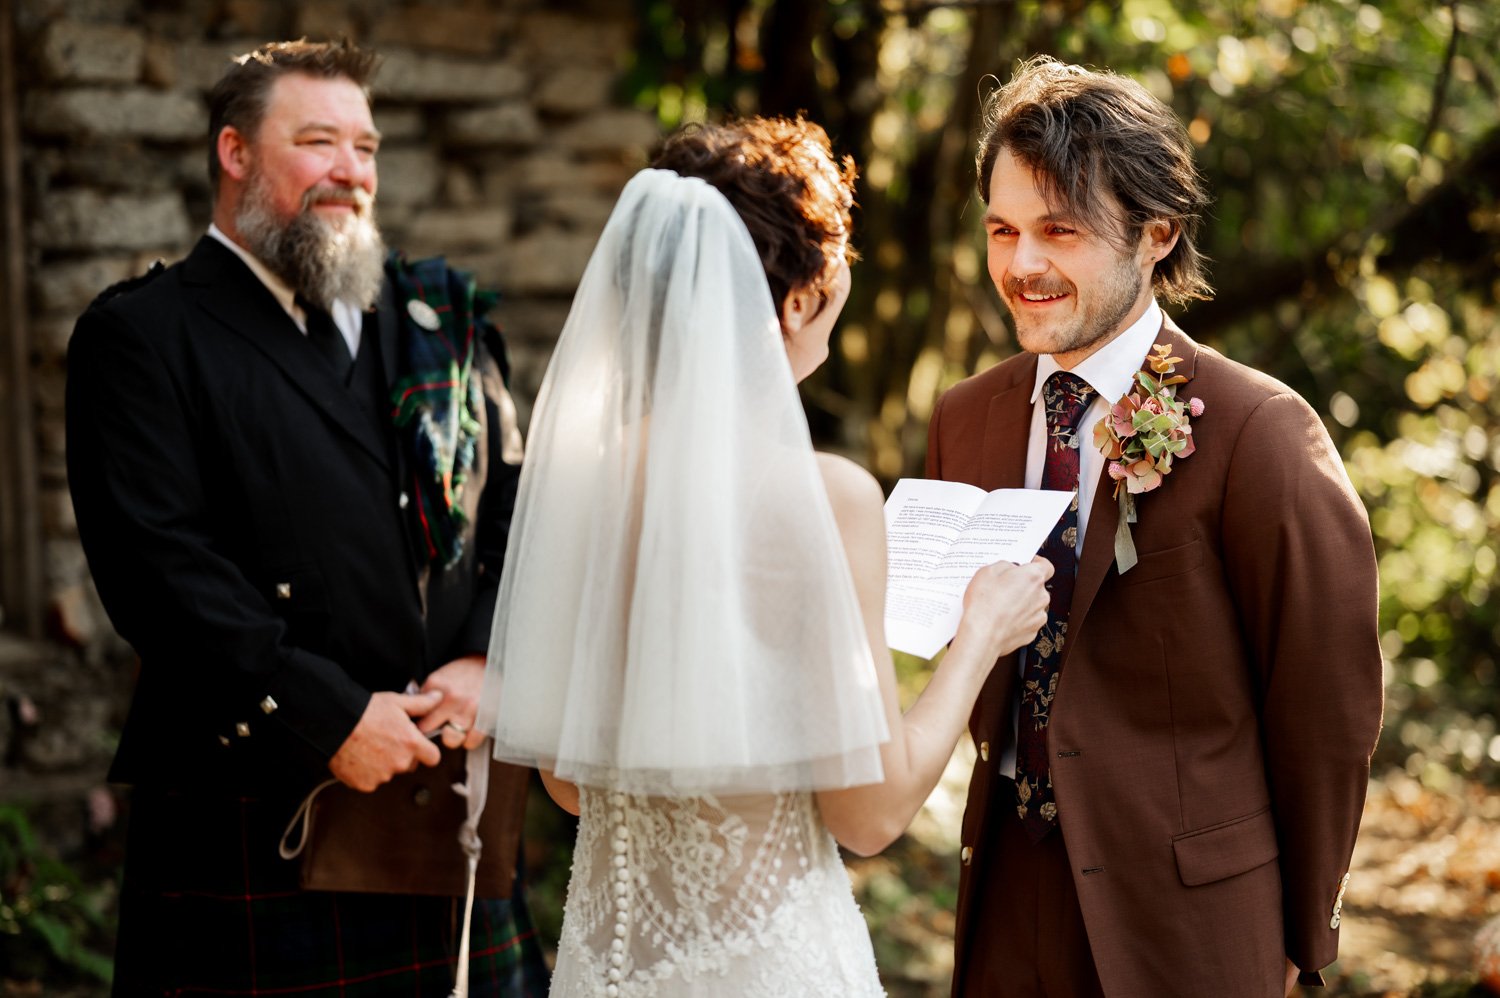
[387,252,499,569]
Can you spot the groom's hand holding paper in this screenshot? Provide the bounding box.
[883,478,1072,659]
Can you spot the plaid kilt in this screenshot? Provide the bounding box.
[112,788,549,998]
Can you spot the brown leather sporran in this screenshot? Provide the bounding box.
[293,750,530,897]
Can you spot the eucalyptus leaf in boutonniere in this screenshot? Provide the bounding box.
[1091,343,1205,574]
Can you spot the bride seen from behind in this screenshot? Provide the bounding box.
[479,117,1051,997]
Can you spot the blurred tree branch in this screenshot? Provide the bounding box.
[1415,0,1461,158]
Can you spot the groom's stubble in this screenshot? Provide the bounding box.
[999,240,1143,361]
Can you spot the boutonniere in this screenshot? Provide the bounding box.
[1091,343,1204,574]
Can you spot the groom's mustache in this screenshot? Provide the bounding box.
[1004,274,1074,299]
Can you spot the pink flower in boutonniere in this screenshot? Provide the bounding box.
[1091,343,1204,497]
[1091,342,1205,572]
[1103,395,1140,448]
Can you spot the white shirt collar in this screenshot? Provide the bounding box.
[1029,298,1164,405]
[207,223,302,322]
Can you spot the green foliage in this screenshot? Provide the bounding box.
[0,805,114,987]
[1340,257,1500,787]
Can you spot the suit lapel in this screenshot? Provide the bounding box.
[979,354,1038,491]
[1065,318,1199,651]
[184,237,393,471]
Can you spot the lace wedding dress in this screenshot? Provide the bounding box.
[550,787,886,998]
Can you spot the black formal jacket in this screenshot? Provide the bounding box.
[66,236,520,797]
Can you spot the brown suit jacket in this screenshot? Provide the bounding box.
[927,319,1383,997]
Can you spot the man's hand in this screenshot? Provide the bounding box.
[1284,958,1299,996]
[416,654,488,750]
[328,689,443,792]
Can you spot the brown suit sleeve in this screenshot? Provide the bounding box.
[1219,391,1383,976]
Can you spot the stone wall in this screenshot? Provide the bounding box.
[2,0,655,840]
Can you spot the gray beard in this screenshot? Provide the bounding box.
[235,174,386,313]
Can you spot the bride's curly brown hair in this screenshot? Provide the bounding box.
[651,116,858,315]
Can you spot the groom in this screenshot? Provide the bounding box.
[927,57,1383,996]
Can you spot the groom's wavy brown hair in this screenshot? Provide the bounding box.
[652,116,858,314]
[977,55,1214,305]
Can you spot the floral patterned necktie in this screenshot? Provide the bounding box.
[1016,370,1096,842]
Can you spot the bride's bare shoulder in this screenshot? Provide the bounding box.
[815,452,884,524]
[815,453,886,583]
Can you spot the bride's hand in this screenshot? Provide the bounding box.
[415,654,489,750]
[954,557,1052,662]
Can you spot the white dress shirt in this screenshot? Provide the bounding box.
[999,298,1165,778]
[206,223,363,357]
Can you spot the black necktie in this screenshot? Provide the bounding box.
[297,296,353,382]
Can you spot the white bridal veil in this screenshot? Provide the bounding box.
[478,169,888,796]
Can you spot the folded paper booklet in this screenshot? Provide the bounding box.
[883,478,1073,659]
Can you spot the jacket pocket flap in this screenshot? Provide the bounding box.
[1119,536,1204,586]
[1172,807,1278,887]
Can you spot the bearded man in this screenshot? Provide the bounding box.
[928,57,1383,996]
[66,40,547,996]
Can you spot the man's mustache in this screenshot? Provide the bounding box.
[1004,274,1073,298]
[301,184,374,213]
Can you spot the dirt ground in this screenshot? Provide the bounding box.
[845,748,1500,997]
[1329,770,1500,995]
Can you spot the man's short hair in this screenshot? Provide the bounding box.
[207,39,380,194]
[976,55,1213,305]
